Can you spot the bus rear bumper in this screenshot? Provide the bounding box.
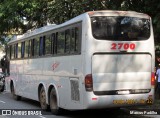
[84,90,154,109]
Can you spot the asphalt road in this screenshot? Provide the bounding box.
[0,91,157,118]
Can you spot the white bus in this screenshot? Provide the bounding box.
[5,10,155,114]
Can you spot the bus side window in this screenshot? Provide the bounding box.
[18,43,21,59]
[57,31,65,55]
[44,34,52,55]
[52,32,58,54]
[75,27,80,53]
[39,36,44,56]
[51,33,55,54]
[25,41,28,58]
[33,38,40,57]
[71,27,80,54]
[21,42,25,58]
[70,28,74,54]
[65,29,71,54]
[28,40,31,58]
[31,39,34,57]
[15,43,18,59]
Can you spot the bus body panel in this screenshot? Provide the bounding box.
[92,54,151,91]
[84,89,154,109]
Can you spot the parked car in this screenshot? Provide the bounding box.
[0,72,5,92]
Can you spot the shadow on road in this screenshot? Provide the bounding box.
[7,94,139,118]
[58,109,132,118]
[20,97,132,117]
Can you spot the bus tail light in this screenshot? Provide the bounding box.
[85,74,93,92]
[151,72,155,86]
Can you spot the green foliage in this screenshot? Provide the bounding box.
[0,0,160,47]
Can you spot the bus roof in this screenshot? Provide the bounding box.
[87,10,150,18]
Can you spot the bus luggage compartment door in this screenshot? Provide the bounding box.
[92,54,152,94]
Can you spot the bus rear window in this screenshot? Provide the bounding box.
[91,16,150,41]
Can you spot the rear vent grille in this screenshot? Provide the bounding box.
[70,78,80,101]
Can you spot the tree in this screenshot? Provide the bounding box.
[0,0,160,47]
[0,0,51,47]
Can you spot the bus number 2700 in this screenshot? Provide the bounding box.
[111,43,136,50]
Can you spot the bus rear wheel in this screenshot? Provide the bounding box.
[11,84,21,100]
[50,88,61,115]
[39,86,49,110]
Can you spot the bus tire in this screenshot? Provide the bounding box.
[50,88,61,115]
[11,84,21,100]
[39,86,49,111]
